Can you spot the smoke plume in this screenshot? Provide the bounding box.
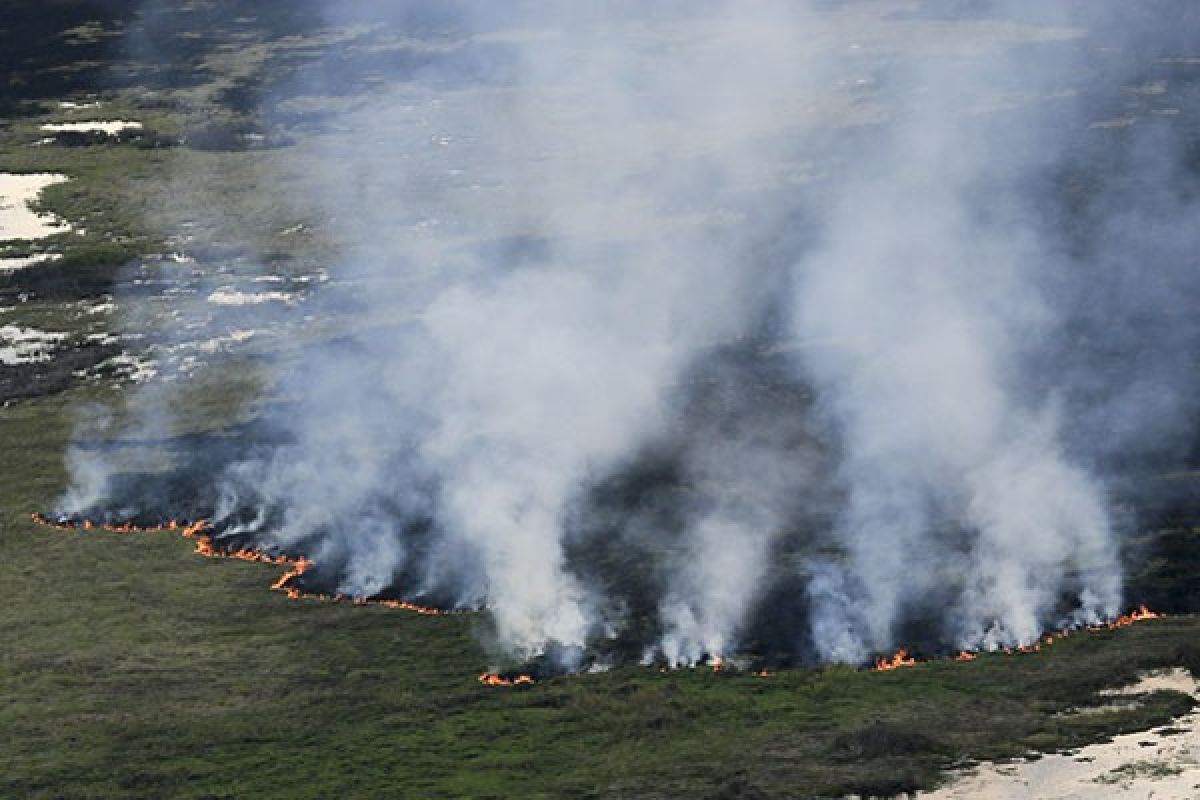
[61,0,1200,668]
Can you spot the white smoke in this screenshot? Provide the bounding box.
[206,0,824,659]
[58,1,1200,666]
[790,14,1124,656]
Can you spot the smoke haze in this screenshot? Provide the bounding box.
[62,1,1200,668]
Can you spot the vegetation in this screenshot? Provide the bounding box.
[1,2,1199,798]
[3,425,1199,799]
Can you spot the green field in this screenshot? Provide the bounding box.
[3,2,1200,798]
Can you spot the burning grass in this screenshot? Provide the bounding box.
[870,607,1165,673]
[30,511,453,617]
[31,509,1171,702]
[4,401,1200,798]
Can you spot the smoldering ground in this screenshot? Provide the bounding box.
[57,1,1200,669]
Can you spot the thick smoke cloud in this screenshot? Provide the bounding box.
[61,1,1200,667]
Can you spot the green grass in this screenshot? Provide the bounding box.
[1,389,1198,799]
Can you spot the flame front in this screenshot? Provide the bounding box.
[874,648,918,671]
[478,672,535,687]
[1106,604,1162,628]
[31,512,1167,683]
[32,513,450,615]
[876,605,1164,671]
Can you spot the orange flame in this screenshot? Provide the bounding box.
[1107,604,1162,629]
[874,648,918,671]
[31,512,1166,682]
[32,513,452,615]
[478,672,535,687]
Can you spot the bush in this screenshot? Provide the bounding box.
[831,721,943,761]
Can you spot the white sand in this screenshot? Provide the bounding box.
[0,254,60,272]
[85,301,117,315]
[921,669,1200,799]
[0,324,67,365]
[91,353,156,383]
[0,173,71,240]
[40,120,142,135]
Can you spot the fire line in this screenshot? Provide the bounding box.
[31,512,1163,686]
[31,512,451,615]
[871,605,1164,672]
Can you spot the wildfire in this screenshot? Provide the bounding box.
[874,648,918,671]
[478,672,535,687]
[1106,604,1162,629]
[31,511,1167,684]
[875,605,1164,672]
[31,512,452,615]
[31,512,187,534]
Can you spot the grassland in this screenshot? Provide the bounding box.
[2,403,1199,799]
[2,2,1200,798]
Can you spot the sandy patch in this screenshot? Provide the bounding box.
[85,301,117,315]
[921,669,1200,799]
[0,254,61,272]
[0,324,68,365]
[1099,669,1198,698]
[40,120,142,135]
[0,173,71,240]
[90,353,156,383]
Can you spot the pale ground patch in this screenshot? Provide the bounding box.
[921,669,1200,799]
[87,353,157,384]
[88,303,117,316]
[39,120,143,135]
[193,330,258,354]
[0,173,71,240]
[0,254,61,272]
[0,324,68,365]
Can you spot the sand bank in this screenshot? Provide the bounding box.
[0,173,71,241]
[40,120,142,135]
[921,669,1200,799]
